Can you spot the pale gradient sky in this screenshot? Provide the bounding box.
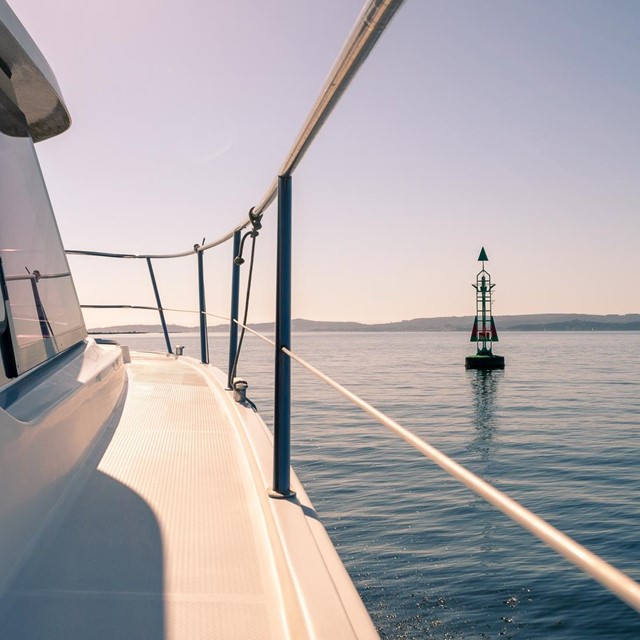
[10,0,640,327]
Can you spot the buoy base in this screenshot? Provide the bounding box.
[465,354,505,370]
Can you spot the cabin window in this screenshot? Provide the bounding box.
[0,112,86,375]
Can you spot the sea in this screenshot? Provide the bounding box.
[107,331,640,640]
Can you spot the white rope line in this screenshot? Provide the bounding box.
[161,308,276,346]
[84,303,278,348]
[82,304,231,323]
[232,320,276,347]
[162,307,230,323]
[282,346,640,614]
[181,307,276,347]
[87,299,640,609]
[88,296,639,610]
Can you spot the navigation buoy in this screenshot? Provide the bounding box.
[465,247,505,370]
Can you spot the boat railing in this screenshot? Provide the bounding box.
[65,0,640,617]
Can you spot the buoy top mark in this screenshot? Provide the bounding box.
[478,247,488,262]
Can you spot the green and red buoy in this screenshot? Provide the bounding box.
[465,247,505,370]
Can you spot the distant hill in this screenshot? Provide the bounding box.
[89,313,640,334]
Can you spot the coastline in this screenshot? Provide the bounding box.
[89,313,640,335]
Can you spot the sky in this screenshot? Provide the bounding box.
[9,0,640,327]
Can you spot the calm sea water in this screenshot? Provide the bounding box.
[110,331,640,639]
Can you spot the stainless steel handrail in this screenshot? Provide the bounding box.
[66,0,640,620]
[65,237,234,260]
[65,0,405,261]
[252,0,405,216]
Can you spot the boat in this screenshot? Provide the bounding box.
[0,0,639,637]
[0,1,389,637]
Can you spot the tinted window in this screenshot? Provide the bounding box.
[0,114,85,374]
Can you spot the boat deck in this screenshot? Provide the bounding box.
[0,351,377,639]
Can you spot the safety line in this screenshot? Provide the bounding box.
[65,1,406,260]
[82,304,276,347]
[81,299,640,610]
[281,345,640,614]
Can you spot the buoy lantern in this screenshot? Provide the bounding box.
[465,247,505,369]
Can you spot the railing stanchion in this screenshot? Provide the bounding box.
[146,257,172,354]
[197,248,209,364]
[271,175,294,498]
[227,231,241,389]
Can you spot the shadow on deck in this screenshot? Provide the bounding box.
[0,470,165,640]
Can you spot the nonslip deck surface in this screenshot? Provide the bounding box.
[0,353,286,639]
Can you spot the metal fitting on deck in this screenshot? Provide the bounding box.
[232,378,248,403]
